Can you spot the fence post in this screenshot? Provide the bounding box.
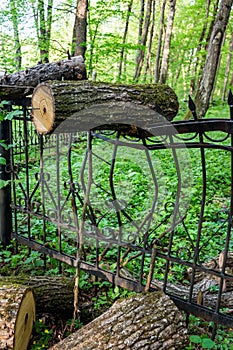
[0,119,12,247]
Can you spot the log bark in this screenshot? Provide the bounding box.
[0,58,86,100]
[31,81,179,134]
[49,291,189,350]
[0,284,35,350]
[0,276,74,319]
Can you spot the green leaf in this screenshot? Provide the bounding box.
[0,179,10,189]
[201,338,216,349]
[0,113,5,122]
[5,110,22,120]
[190,335,201,344]
[0,100,8,108]
[0,157,6,165]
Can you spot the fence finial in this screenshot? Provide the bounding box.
[188,95,198,120]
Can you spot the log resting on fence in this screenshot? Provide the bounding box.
[31,81,179,134]
[0,57,87,100]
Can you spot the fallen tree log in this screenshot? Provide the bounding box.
[1,272,233,349]
[0,276,75,319]
[0,284,35,350]
[50,291,189,350]
[31,81,179,134]
[0,275,98,350]
[0,57,86,100]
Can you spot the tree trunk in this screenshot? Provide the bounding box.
[31,81,179,134]
[49,291,189,350]
[73,0,88,58]
[0,58,86,99]
[143,0,155,83]
[36,0,54,63]
[86,8,99,78]
[118,0,134,81]
[154,0,166,83]
[0,284,35,350]
[189,0,211,95]
[194,0,233,117]
[9,0,22,71]
[134,0,152,81]
[222,31,233,101]
[159,0,176,84]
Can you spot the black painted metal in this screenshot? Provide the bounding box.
[0,100,14,246]
[0,118,12,246]
[3,92,233,337]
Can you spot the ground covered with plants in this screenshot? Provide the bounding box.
[1,0,233,347]
[1,241,233,349]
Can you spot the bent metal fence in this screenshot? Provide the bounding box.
[1,92,233,338]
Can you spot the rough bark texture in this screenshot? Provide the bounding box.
[222,30,233,100]
[152,277,233,309]
[195,0,233,117]
[0,285,35,350]
[73,0,88,57]
[50,291,189,350]
[31,81,179,134]
[0,276,74,319]
[0,58,86,100]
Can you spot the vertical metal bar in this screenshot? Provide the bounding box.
[188,132,206,301]
[40,134,47,270]
[141,138,159,286]
[56,134,62,273]
[23,107,31,251]
[109,131,122,277]
[0,118,12,246]
[67,133,80,236]
[10,120,18,239]
[163,135,182,292]
[212,90,233,339]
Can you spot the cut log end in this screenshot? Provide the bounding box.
[0,287,36,350]
[32,83,55,134]
[14,289,36,350]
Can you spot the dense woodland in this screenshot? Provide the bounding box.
[0,0,233,116]
[1,1,233,349]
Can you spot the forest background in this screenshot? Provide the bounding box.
[0,0,233,119]
[0,1,233,348]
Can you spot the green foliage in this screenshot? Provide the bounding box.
[1,0,231,100]
[92,280,135,313]
[188,335,216,349]
[0,101,21,189]
[30,319,53,350]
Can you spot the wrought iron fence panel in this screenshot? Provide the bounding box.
[5,95,233,337]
